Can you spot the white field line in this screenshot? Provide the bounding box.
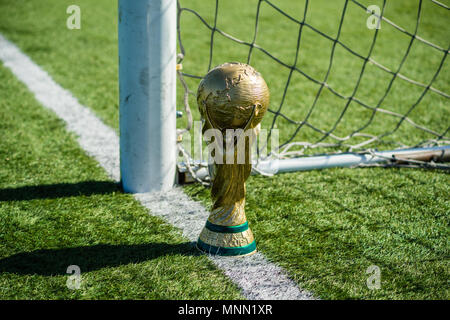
[0,33,315,300]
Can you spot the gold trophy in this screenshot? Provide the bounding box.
[196,62,269,256]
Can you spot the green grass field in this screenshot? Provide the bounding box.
[0,64,243,299]
[0,0,449,299]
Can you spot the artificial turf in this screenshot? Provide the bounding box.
[0,65,243,299]
[184,167,449,299]
[0,0,449,299]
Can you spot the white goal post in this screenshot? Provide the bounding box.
[118,0,177,193]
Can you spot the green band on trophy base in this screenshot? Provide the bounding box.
[196,238,256,256]
[205,221,249,233]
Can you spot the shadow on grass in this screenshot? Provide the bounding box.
[0,181,121,201]
[0,242,199,276]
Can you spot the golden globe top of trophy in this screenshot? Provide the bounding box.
[196,62,269,256]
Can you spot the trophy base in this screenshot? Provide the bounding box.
[196,221,257,257]
[196,239,257,257]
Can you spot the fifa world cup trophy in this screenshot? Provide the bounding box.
[196,62,270,256]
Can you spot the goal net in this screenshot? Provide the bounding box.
[175,0,449,181]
